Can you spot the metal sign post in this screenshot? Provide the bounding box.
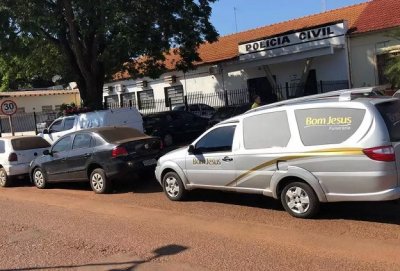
[0,100,18,136]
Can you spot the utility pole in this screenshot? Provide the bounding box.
[322,0,327,12]
[234,7,238,33]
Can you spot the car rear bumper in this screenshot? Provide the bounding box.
[325,187,400,202]
[3,163,30,177]
[105,157,158,180]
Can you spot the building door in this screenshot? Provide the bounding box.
[247,77,275,105]
[304,69,318,96]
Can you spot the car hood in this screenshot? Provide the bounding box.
[160,146,188,161]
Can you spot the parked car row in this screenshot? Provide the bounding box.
[8,90,400,220]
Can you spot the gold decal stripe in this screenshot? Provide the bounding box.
[226,148,363,187]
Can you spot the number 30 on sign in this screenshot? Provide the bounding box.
[1,100,18,115]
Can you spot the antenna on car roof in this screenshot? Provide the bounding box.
[246,87,380,114]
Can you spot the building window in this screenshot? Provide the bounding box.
[137,89,155,110]
[377,52,400,85]
[105,95,119,108]
[164,85,184,107]
[55,105,62,111]
[42,105,53,112]
[121,93,137,108]
[16,107,25,113]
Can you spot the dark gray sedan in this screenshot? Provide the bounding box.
[30,127,162,193]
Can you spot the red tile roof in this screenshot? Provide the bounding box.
[0,89,79,97]
[116,0,400,80]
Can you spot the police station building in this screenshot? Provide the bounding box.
[104,0,400,111]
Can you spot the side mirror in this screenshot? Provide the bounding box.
[188,145,195,154]
[42,128,49,134]
[43,149,51,156]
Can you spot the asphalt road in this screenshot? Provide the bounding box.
[0,176,399,271]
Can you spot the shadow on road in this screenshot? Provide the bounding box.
[0,244,189,271]
[185,189,400,225]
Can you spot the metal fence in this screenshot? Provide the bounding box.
[0,82,350,135]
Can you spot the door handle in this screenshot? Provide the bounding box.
[222,156,233,162]
[84,153,90,158]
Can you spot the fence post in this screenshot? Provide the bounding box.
[285,82,289,99]
[33,111,38,135]
[129,100,132,108]
[168,98,172,111]
[103,100,108,110]
[320,80,323,93]
[224,89,228,106]
[0,118,2,137]
[184,96,188,110]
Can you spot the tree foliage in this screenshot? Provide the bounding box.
[385,29,400,88]
[0,0,218,109]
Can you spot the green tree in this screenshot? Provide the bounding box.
[385,29,400,88]
[0,0,218,109]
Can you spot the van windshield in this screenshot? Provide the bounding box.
[375,100,400,142]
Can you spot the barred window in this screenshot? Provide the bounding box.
[42,105,53,112]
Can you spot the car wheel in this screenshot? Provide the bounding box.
[281,181,320,219]
[0,168,11,187]
[90,168,111,194]
[33,168,47,189]
[163,134,173,147]
[163,171,187,201]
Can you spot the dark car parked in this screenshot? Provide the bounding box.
[173,103,216,119]
[30,127,162,193]
[143,111,208,147]
[208,104,251,127]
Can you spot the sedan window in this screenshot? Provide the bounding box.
[72,134,92,149]
[52,136,72,153]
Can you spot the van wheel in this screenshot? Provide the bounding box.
[0,168,11,187]
[281,182,319,219]
[33,168,47,189]
[163,172,187,201]
[90,168,111,194]
[163,134,173,147]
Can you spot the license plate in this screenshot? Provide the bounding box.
[143,158,157,166]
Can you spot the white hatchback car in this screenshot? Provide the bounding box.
[0,136,50,187]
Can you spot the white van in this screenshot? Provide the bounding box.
[155,88,400,218]
[40,108,143,143]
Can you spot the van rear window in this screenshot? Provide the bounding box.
[11,137,50,150]
[375,100,400,142]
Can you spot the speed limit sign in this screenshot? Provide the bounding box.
[1,100,18,115]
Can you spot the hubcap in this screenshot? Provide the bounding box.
[0,170,6,186]
[34,170,44,187]
[91,173,104,191]
[285,186,310,214]
[165,177,179,197]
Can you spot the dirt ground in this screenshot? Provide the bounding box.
[0,177,399,271]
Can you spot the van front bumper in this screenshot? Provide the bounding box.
[325,187,400,202]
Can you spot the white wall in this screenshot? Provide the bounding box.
[349,29,400,87]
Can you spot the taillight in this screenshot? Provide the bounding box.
[8,152,18,162]
[363,146,395,162]
[112,146,128,157]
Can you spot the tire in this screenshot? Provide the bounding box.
[0,168,11,187]
[90,168,111,194]
[163,133,173,147]
[162,171,187,201]
[32,168,47,189]
[280,181,320,219]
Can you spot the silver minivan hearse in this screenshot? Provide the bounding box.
[155,88,400,218]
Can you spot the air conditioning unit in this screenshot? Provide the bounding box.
[164,75,177,84]
[208,65,221,75]
[103,86,113,93]
[114,84,126,93]
[137,80,148,88]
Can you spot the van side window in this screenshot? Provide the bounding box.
[295,108,366,146]
[63,117,75,130]
[243,111,290,149]
[50,120,63,133]
[195,126,236,153]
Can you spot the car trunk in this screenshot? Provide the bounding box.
[375,100,400,186]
